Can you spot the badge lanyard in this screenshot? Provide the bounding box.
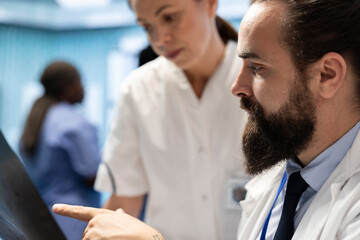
[260,172,287,240]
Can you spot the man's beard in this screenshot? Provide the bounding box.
[241,73,316,175]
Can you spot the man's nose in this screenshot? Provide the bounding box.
[231,64,253,98]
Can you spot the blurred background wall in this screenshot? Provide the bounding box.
[0,0,249,153]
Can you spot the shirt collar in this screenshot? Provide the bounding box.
[286,121,360,192]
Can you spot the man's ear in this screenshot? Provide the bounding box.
[316,52,347,99]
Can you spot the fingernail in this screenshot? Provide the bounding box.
[52,204,64,211]
[116,208,125,213]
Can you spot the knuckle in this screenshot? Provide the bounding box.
[72,206,83,216]
[88,219,95,228]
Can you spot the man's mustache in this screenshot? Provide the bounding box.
[240,97,256,113]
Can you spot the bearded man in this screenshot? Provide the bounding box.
[233,0,360,239]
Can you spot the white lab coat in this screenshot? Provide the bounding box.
[95,41,249,240]
[237,129,360,240]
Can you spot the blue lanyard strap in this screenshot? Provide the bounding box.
[260,171,287,240]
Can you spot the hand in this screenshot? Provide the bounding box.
[52,204,165,240]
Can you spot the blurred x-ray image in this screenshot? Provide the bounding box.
[0,130,66,240]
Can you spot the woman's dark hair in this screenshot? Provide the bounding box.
[20,61,81,156]
[252,0,360,100]
[215,16,238,43]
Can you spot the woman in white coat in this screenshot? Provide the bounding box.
[65,0,249,239]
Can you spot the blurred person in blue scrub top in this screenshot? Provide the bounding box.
[19,61,101,240]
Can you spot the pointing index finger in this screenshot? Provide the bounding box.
[52,204,113,222]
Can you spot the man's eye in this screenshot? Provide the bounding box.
[248,64,263,74]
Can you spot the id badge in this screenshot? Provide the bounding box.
[225,177,248,209]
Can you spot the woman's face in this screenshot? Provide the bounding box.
[130,0,216,70]
[63,80,84,104]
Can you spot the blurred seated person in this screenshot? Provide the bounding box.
[19,61,101,240]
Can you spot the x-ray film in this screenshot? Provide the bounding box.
[0,130,66,240]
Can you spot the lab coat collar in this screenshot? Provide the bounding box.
[240,163,286,239]
[293,127,360,239]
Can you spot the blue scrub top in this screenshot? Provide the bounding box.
[20,102,101,240]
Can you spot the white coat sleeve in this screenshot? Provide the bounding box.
[94,80,149,196]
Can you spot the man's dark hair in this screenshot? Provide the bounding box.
[252,0,360,100]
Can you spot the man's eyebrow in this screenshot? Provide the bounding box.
[238,52,260,59]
